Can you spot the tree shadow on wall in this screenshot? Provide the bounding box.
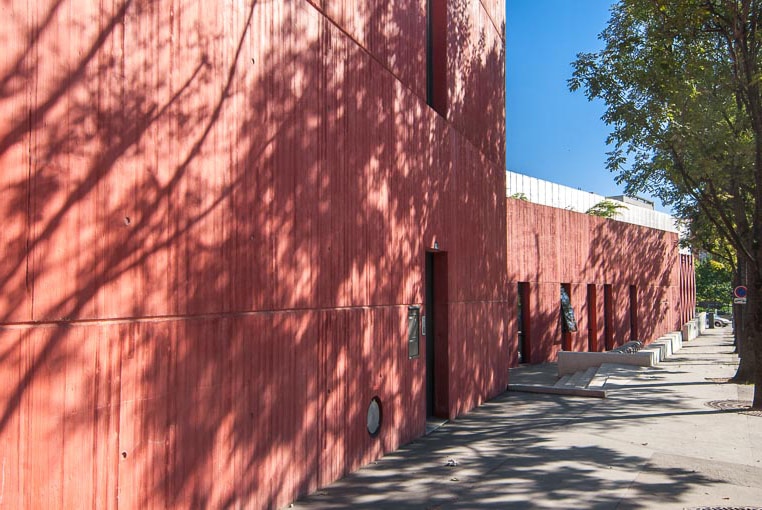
[586,219,680,345]
[0,0,506,508]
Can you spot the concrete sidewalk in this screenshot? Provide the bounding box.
[290,328,762,509]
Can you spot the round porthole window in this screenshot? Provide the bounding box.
[367,396,382,437]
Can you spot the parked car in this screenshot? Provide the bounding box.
[714,316,731,327]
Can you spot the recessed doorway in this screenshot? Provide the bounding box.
[425,251,449,418]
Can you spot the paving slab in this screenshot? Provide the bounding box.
[289,328,762,509]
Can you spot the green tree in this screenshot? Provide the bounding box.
[585,199,628,218]
[681,203,759,381]
[695,257,733,309]
[570,0,762,407]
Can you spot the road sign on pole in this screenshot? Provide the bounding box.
[734,286,748,299]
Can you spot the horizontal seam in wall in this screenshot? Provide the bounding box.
[0,300,513,330]
[0,304,415,329]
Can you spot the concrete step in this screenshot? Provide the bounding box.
[587,368,609,389]
[510,365,607,398]
[508,383,607,399]
[594,363,647,388]
[564,371,585,388]
[555,367,599,389]
[563,370,589,387]
[579,367,599,388]
[509,332,688,398]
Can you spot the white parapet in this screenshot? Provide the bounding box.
[506,171,678,233]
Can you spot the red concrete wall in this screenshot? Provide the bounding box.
[506,199,686,365]
[0,1,507,508]
[679,253,697,325]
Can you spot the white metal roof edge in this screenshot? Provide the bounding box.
[505,170,679,233]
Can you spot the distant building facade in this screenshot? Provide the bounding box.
[505,172,695,364]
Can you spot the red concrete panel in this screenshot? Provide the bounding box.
[584,284,603,352]
[524,282,558,363]
[60,326,101,509]
[315,0,429,100]
[0,328,24,509]
[0,116,33,322]
[368,0,428,99]
[446,0,505,168]
[448,301,510,417]
[679,254,696,325]
[448,139,505,303]
[0,0,36,322]
[611,284,629,348]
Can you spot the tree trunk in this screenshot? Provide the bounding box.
[732,271,741,352]
[737,0,762,409]
[744,241,762,407]
[732,313,755,383]
[755,337,762,409]
[732,256,755,382]
[752,316,762,409]
[751,263,762,409]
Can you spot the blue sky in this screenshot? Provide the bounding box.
[506,1,651,204]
